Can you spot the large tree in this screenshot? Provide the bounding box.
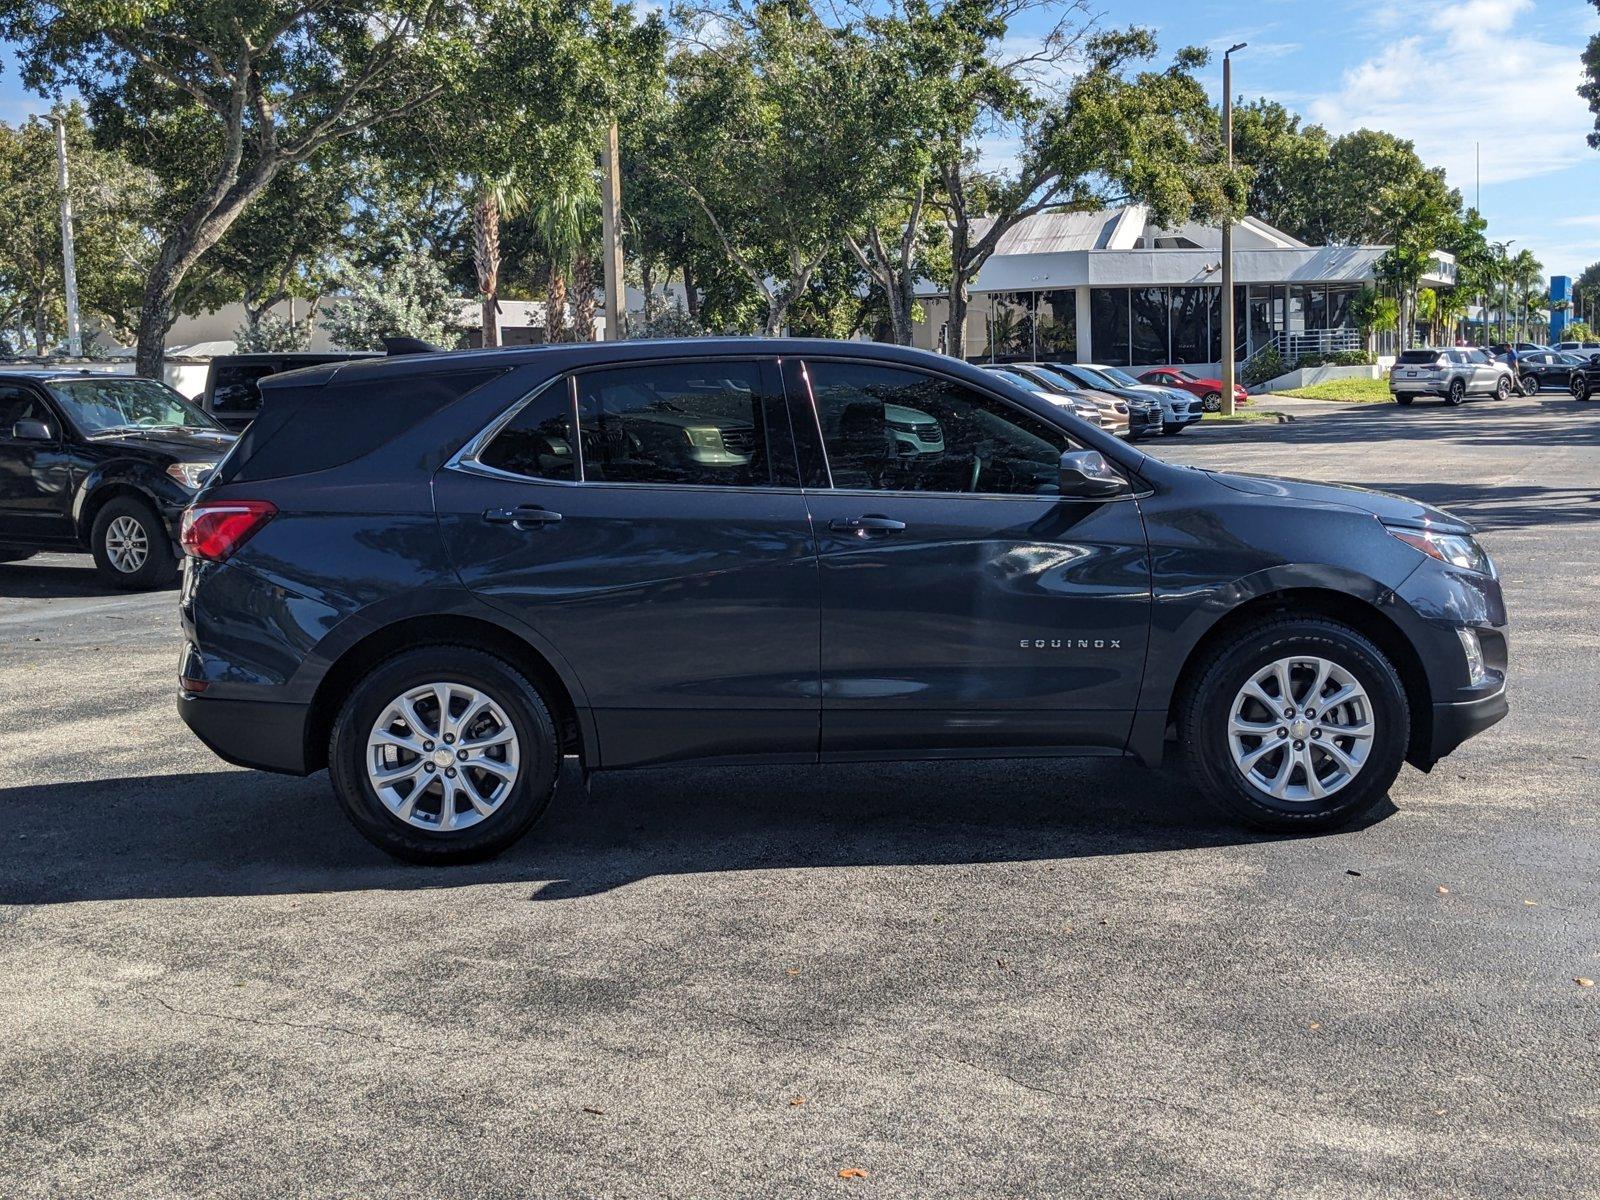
[0,0,486,376]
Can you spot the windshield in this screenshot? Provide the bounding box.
[49,377,224,435]
[1091,365,1141,388]
[1024,365,1082,394]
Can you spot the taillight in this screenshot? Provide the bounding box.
[180,500,276,562]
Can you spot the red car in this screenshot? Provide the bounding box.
[1138,368,1248,412]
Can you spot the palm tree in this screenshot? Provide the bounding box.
[1509,249,1541,341]
[528,175,601,343]
[471,177,528,349]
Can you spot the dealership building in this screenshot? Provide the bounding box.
[911,205,1455,368]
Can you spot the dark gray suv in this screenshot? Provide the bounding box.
[176,340,1508,863]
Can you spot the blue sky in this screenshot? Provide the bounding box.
[5,0,1600,278]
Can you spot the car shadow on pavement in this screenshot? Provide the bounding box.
[0,759,1394,905]
[0,558,173,600]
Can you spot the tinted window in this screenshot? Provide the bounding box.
[575,362,772,487]
[477,382,577,481]
[806,361,1071,496]
[0,386,51,435]
[1396,350,1442,365]
[210,362,280,414]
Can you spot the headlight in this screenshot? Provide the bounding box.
[1387,525,1493,575]
[682,427,723,450]
[165,462,214,490]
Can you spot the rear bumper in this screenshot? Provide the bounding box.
[177,691,314,775]
[1429,684,1508,763]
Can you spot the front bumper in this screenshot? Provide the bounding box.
[1430,684,1509,762]
[177,690,314,775]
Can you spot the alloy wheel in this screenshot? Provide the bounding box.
[104,515,149,573]
[366,682,521,831]
[1227,655,1375,802]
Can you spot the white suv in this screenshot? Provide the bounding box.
[1390,348,1515,406]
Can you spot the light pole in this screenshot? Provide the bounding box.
[52,114,82,358]
[599,119,625,341]
[1219,42,1246,417]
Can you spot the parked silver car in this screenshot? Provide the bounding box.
[1389,348,1516,406]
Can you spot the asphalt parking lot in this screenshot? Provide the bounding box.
[3,391,1597,1198]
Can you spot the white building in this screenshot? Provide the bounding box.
[913,205,1454,368]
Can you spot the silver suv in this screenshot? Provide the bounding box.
[1390,348,1516,406]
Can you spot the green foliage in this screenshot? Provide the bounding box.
[1565,320,1594,342]
[1350,286,1399,336]
[321,252,465,350]
[626,300,704,339]
[1241,345,1286,387]
[1278,377,1391,402]
[233,312,311,353]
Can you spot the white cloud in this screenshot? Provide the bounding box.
[1302,0,1595,190]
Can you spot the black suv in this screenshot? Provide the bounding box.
[176,340,1509,863]
[0,370,236,587]
[202,352,379,430]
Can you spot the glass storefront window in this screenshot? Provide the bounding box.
[985,292,1034,361]
[1170,286,1208,364]
[1036,289,1077,360]
[1130,287,1169,365]
[1090,288,1130,366]
[1326,287,1356,330]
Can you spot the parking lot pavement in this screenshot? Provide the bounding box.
[3,393,1598,1199]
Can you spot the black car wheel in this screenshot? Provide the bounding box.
[1446,379,1466,406]
[1495,375,1512,401]
[1394,394,1414,406]
[89,495,178,589]
[1575,375,1593,402]
[1521,375,1540,396]
[1201,391,1223,412]
[1180,616,1410,832]
[328,645,561,864]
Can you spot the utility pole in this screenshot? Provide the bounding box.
[1219,43,1246,417]
[52,114,82,358]
[599,119,625,342]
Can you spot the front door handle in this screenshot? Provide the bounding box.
[484,505,563,528]
[829,514,907,536]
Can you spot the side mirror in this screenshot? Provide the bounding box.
[1059,449,1128,499]
[12,419,54,442]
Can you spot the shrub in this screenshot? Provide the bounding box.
[1242,345,1286,387]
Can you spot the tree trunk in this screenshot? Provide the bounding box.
[571,255,597,342]
[473,193,501,349]
[946,281,970,361]
[682,262,699,323]
[546,265,567,343]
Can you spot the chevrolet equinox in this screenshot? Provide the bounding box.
[176,340,1508,862]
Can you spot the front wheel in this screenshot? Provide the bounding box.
[1574,376,1593,402]
[89,495,178,589]
[1180,616,1410,831]
[328,645,561,863]
[1201,391,1223,412]
[1521,375,1540,397]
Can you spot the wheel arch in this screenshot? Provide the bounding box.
[1162,587,1434,769]
[304,613,590,775]
[73,474,167,544]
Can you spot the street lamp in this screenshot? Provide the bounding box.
[1219,43,1246,417]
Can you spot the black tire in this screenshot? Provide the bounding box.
[1201,391,1223,412]
[0,549,35,564]
[1574,375,1592,402]
[1495,374,1512,401]
[1446,378,1466,406]
[89,495,178,589]
[1179,616,1410,832]
[328,645,561,864]
[1394,394,1414,406]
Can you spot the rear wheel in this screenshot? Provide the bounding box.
[1180,616,1410,832]
[89,495,177,589]
[1393,394,1414,406]
[1495,374,1512,401]
[1446,378,1466,406]
[1202,391,1223,412]
[328,645,560,863]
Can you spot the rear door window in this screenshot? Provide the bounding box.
[575,361,777,487]
[477,382,577,482]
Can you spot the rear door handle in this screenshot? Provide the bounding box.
[829,515,907,536]
[484,505,563,528]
